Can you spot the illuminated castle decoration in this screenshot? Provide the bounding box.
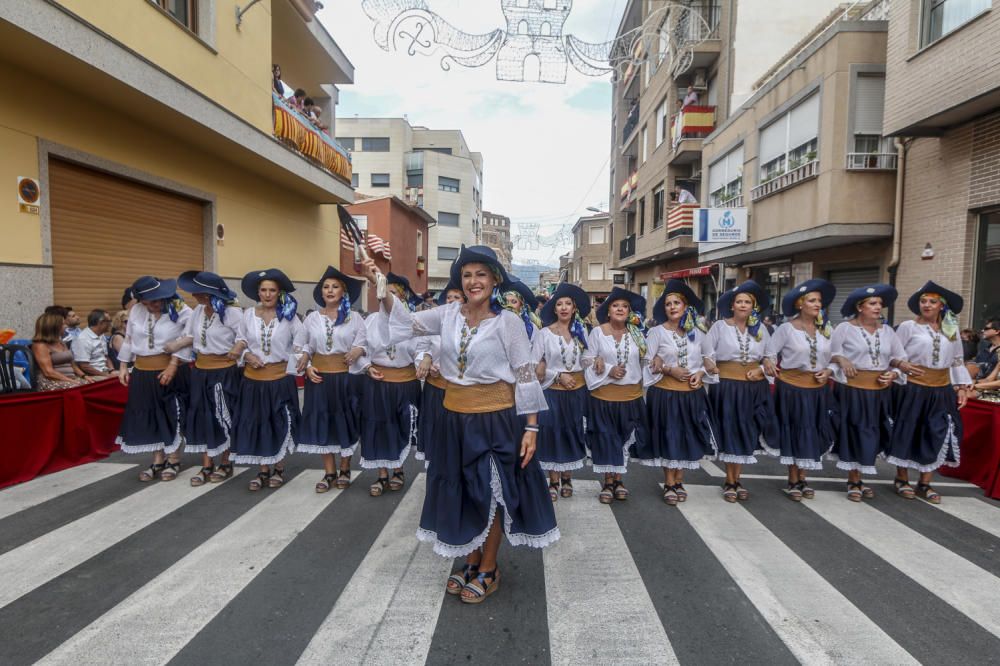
[497,0,571,84]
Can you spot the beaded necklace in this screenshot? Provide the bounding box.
[734,324,751,364]
[199,311,214,348]
[259,315,277,356]
[858,325,880,367]
[146,313,156,350]
[457,319,480,379]
[386,344,398,361]
[323,314,336,352]
[670,329,690,369]
[923,324,942,366]
[805,330,818,368]
[614,329,630,367]
[557,332,579,370]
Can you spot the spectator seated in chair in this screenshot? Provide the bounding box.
[32,313,91,391]
[72,309,114,378]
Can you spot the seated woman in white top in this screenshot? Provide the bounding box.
[885,281,973,503]
[583,286,649,505]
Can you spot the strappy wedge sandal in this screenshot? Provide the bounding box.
[612,480,629,501]
[846,482,863,502]
[335,469,352,490]
[782,483,803,502]
[663,485,679,506]
[722,482,738,503]
[315,473,337,494]
[598,483,614,504]
[446,562,479,596]
[860,483,875,499]
[249,470,270,492]
[734,482,749,501]
[548,481,560,502]
[388,470,405,491]
[370,476,389,497]
[461,568,500,604]
[190,466,214,487]
[796,480,814,500]
[560,476,573,498]
[160,460,181,482]
[209,463,233,483]
[916,483,942,504]
[268,466,285,489]
[894,478,916,499]
[673,483,688,502]
[139,462,165,482]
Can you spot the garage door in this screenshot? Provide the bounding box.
[826,267,880,325]
[49,160,205,314]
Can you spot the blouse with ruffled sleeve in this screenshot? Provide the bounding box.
[705,320,771,365]
[583,326,645,390]
[118,303,193,364]
[895,320,972,386]
[531,327,585,390]
[643,325,709,387]
[765,322,832,372]
[235,308,304,365]
[297,311,367,374]
[829,321,905,384]
[184,304,242,356]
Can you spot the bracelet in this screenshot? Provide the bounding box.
[524,425,539,433]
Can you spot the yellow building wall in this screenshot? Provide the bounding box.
[0,64,340,283]
[53,0,273,133]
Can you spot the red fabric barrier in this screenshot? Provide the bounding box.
[0,380,127,489]
[940,398,1000,499]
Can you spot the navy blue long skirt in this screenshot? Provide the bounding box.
[773,379,835,470]
[587,395,648,474]
[418,407,560,558]
[359,377,420,469]
[230,375,300,466]
[185,365,241,457]
[117,365,190,455]
[635,386,717,469]
[831,383,893,474]
[298,371,360,456]
[537,386,588,472]
[417,381,446,464]
[708,378,778,464]
[885,383,961,472]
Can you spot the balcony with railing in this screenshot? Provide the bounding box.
[271,93,352,184]
[619,170,639,209]
[622,103,640,146]
[672,1,722,77]
[750,159,819,202]
[404,187,425,208]
[666,203,698,240]
[670,105,716,162]
[846,153,898,170]
[619,233,636,260]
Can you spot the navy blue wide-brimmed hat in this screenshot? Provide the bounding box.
[540,282,591,326]
[178,271,237,300]
[387,272,423,309]
[121,287,135,309]
[840,284,897,318]
[596,286,646,324]
[313,265,364,307]
[652,279,704,324]
[131,276,179,303]
[449,245,510,286]
[241,268,296,302]
[717,280,770,318]
[907,280,964,315]
[504,278,539,311]
[436,281,464,306]
[782,278,836,318]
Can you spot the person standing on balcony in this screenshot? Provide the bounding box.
[359,246,557,605]
[885,282,973,504]
[297,266,367,493]
[682,85,699,109]
[765,279,837,502]
[583,287,649,504]
[166,271,242,487]
[415,283,465,466]
[531,283,591,501]
[115,276,193,483]
[360,273,425,497]
[703,281,778,503]
[673,184,698,205]
[636,281,717,505]
[227,269,304,492]
[829,285,915,502]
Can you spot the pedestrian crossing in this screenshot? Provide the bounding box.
[1,460,999,665]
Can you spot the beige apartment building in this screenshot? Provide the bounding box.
[482,210,514,271]
[882,0,1000,326]
[699,4,895,322]
[337,118,483,290]
[568,213,614,307]
[610,0,846,315]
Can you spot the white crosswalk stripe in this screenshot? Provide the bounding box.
[545,480,678,665]
[37,472,344,666]
[679,485,918,665]
[928,496,1000,540]
[0,462,135,520]
[297,474,451,665]
[805,490,1000,639]
[0,467,243,608]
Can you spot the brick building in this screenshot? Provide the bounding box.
[482,210,514,271]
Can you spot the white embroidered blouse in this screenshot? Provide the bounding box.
[643,325,711,387]
[531,326,586,390]
[829,321,905,384]
[765,321,832,372]
[582,326,646,391]
[705,320,772,366]
[297,311,368,375]
[894,320,972,386]
[385,298,547,414]
[184,304,242,356]
[117,303,193,364]
[365,310,428,369]
[235,308,304,371]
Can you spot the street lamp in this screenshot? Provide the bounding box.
[586,206,607,214]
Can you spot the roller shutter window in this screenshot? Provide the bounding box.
[49,160,205,315]
[826,267,880,325]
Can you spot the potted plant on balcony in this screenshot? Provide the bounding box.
[805,150,817,162]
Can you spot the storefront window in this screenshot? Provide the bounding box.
[973,211,1000,326]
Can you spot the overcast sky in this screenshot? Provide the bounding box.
[319,0,625,266]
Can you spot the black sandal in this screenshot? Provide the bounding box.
[894,478,916,499]
[370,476,389,497]
[598,483,614,504]
[190,466,214,487]
[388,470,405,491]
[612,480,629,501]
[160,460,181,482]
[461,568,500,604]
[249,470,270,492]
[446,562,480,595]
[722,482,738,503]
[209,463,234,483]
[734,482,749,501]
[268,466,285,489]
[139,462,166,482]
[335,469,352,490]
[315,473,337,493]
[672,483,688,502]
[560,476,574,498]
[548,481,560,502]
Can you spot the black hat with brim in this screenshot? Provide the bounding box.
[436,281,464,306]
[178,271,237,300]
[596,286,646,324]
[241,268,296,303]
[652,279,704,324]
[503,278,539,311]
[449,245,509,286]
[131,276,179,303]
[907,280,963,315]
[840,283,898,318]
[782,278,836,318]
[717,280,770,318]
[313,265,364,307]
[540,282,591,326]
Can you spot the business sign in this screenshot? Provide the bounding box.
[696,207,747,244]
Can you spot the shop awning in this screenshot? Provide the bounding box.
[660,264,716,280]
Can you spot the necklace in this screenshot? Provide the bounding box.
[924,324,941,366]
[146,314,156,350]
[859,326,880,366]
[734,325,751,364]
[199,311,214,348]
[558,333,579,370]
[323,315,336,352]
[805,330,818,368]
[670,330,689,368]
[614,329,630,367]
[259,316,277,356]
[386,344,397,361]
[457,319,480,379]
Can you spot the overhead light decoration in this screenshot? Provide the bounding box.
[361,0,710,83]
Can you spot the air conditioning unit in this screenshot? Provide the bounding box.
[693,69,707,89]
[690,163,702,179]
[624,270,634,283]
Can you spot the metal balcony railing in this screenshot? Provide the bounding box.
[619,234,636,259]
[750,159,819,202]
[666,203,698,240]
[622,104,640,145]
[846,153,898,170]
[271,93,352,183]
[670,105,716,150]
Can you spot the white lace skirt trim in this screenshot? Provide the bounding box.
[230,406,295,466]
[631,457,704,470]
[779,457,824,470]
[591,428,635,475]
[186,384,232,457]
[885,414,961,473]
[539,459,586,472]
[718,453,758,464]
[117,396,184,455]
[297,442,359,456]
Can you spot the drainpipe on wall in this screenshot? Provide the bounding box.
[887,137,910,324]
